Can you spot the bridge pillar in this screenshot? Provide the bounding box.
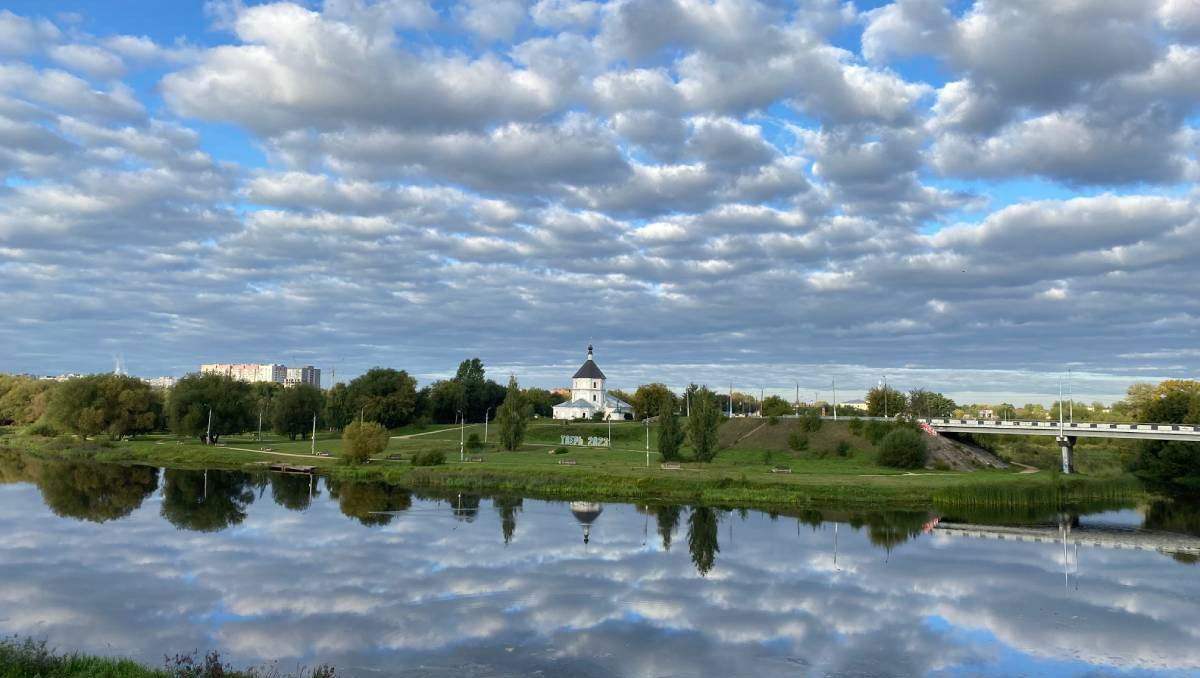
[1057,436,1076,474]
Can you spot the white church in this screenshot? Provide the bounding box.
[552,345,633,421]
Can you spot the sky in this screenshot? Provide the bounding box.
[0,0,1198,404]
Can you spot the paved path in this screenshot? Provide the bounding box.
[391,425,481,440]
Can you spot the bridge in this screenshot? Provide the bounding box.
[932,521,1200,557]
[912,417,1200,475]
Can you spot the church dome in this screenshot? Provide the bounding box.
[572,344,607,379]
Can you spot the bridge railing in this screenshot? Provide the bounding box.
[918,417,1200,433]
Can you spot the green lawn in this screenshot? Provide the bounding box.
[0,418,1145,510]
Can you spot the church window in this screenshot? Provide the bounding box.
[593,381,596,388]
[593,394,597,402]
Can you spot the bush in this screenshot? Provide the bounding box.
[411,449,446,466]
[465,432,483,453]
[342,421,389,464]
[787,432,809,452]
[552,446,568,455]
[835,440,851,457]
[876,428,928,469]
[767,415,779,426]
[848,417,863,435]
[799,411,823,432]
[864,420,891,444]
[22,421,59,437]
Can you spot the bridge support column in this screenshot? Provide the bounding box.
[1057,436,1076,474]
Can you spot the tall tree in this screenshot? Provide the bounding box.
[271,384,325,440]
[342,420,390,464]
[866,385,907,418]
[522,387,557,418]
[760,395,793,417]
[345,367,418,429]
[46,374,160,440]
[323,382,353,430]
[687,386,721,462]
[632,383,678,420]
[168,373,255,444]
[654,504,682,551]
[0,376,55,426]
[495,376,531,451]
[906,389,956,417]
[161,469,256,532]
[657,401,685,461]
[494,495,523,544]
[687,506,720,576]
[427,379,467,424]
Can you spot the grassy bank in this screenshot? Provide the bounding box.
[0,637,333,678]
[1,419,1147,510]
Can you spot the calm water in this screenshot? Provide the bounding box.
[1,457,1198,678]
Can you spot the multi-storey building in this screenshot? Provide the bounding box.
[200,363,287,384]
[285,366,321,388]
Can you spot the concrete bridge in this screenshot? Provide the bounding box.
[932,520,1200,557]
[916,417,1200,475]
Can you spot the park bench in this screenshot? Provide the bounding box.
[771,466,792,474]
[468,456,484,462]
[660,462,681,470]
[558,459,578,465]
[386,454,405,460]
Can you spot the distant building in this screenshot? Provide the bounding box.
[977,409,995,419]
[145,376,178,389]
[552,345,633,421]
[285,366,321,388]
[842,399,869,412]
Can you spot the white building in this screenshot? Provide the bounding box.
[552,345,633,421]
[145,376,178,389]
[285,366,321,388]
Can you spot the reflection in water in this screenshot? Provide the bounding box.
[326,478,411,526]
[2,455,1200,677]
[161,469,256,532]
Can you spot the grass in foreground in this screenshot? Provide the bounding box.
[0,637,334,678]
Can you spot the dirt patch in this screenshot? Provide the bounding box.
[925,434,1009,471]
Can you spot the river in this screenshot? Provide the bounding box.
[0,458,1197,677]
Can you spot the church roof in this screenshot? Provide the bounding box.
[572,343,606,379]
[554,399,597,410]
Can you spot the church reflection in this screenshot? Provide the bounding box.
[569,501,603,544]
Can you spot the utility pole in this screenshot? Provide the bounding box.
[728,383,733,417]
[310,413,317,455]
[206,405,213,445]
[645,418,649,467]
[795,381,799,414]
[883,375,888,419]
[832,377,838,421]
[1068,368,1074,423]
[257,410,262,439]
[459,410,465,462]
[760,386,764,417]
[1058,380,1064,436]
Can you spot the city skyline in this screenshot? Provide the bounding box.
[1,1,1197,406]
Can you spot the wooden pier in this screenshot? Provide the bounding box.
[267,463,317,474]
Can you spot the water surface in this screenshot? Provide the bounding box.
[0,458,1197,677]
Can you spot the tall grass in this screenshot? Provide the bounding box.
[932,475,1143,507]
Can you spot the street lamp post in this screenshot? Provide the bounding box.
[311,412,317,455]
[459,410,465,462]
[205,404,213,445]
[644,417,649,468]
[484,407,492,443]
[883,375,888,419]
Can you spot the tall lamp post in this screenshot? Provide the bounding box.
[458,410,465,462]
[484,407,492,443]
[310,412,317,455]
[644,417,650,468]
[205,404,213,445]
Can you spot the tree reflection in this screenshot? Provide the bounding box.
[452,494,481,523]
[687,506,720,576]
[654,505,682,551]
[494,496,523,544]
[37,461,158,523]
[327,479,411,526]
[161,469,256,532]
[270,472,319,511]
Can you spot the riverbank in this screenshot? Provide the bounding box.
[0,637,333,678]
[1,420,1146,511]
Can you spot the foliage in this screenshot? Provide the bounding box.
[760,395,793,418]
[687,386,722,462]
[411,449,446,466]
[686,506,720,576]
[863,419,892,444]
[323,383,354,430]
[345,368,419,429]
[271,384,324,440]
[1126,379,1200,493]
[466,432,483,453]
[552,446,568,455]
[835,440,851,457]
[787,432,808,452]
[22,421,60,437]
[36,461,159,523]
[342,420,390,464]
[161,469,256,532]
[523,387,559,418]
[847,417,864,434]
[326,478,411,526]
[907,388,957,417]
[0,376,55,426]
[44,374,160,440]
[632,383,678,420]
[657,402,685,462]
[799,410,823,432]
[169,374,255,444]
[866,385,907,418]
[495,376,531,451]
[876,428,928,469]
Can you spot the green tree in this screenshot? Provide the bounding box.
[342,420,390,464]
[168,373,254,444]
[907,389,957,417]
[466,432,483,454]
[345,367,419,429]
[37,461,159,523]
[799,410,823,432]
[494,495,523,544]
[686,506,720,576]
[45,374,160,440]
[323,382,353,430]
[1129,380,1200,492]
[495,376,531,451]
[760,395,793,418]
[270,472,319,511]
[0,376,55,426]
[632,383,678,419]
[271,384,325,440]
[250,381,283,434]
[161,469,255,532]
[876,428,928,469]
[654,504,682,551]
[657,402,685,462]
[427,379,467,424]
[326,478,411,526]
[687,386,721,462]
[867,385,907,418]
[522,387,557,418]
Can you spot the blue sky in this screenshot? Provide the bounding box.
[0,0,1198,403]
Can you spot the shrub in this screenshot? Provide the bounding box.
[835,440,851,457]
[552,446,568,455]
[800,411,823,432]
[465,432,483,453]
[411,449,445,466]
[767,415,779,426]
[787,432,809,452]
[847,417,863,435]
[342,421,389,464]
[22,421,60,437]
[864,420,891,444]
[876,428,928,469]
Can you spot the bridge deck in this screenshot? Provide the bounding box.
[919,418,1200,442]
[934,522,1200,555]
